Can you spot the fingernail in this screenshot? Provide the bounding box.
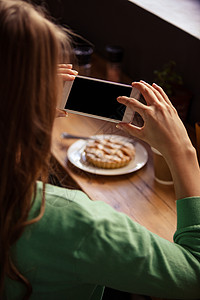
[116,124,122,129]
[73,71,78,75]
[117,96,123,101]
[152,82,159,87]
[140,80,149,84]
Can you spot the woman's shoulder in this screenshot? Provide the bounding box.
[31,181,116,230]
[20,182,104,252]
[33,181,96,223]
[36,180,89,204]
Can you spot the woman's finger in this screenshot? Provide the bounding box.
[139,80,171,106]
[58,68,77,74]
[152,83,173,106]
[57,67,78,81]
[117,95,148,119]
[58,68,78,75]
[58,73,76,81]
[116,122,144,140]
[58,63,73,69]
[56,108,68,118]
[136,81,173,107]
[132,82,159,106]
[139,80,167,104]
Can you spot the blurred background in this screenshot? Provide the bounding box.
[33,0,200,126]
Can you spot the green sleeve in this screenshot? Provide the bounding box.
[174,197,200,261]
[74,197,200,299]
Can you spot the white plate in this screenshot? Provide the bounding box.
[67,135,148,176]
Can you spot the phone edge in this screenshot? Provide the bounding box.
[65,109,121,123]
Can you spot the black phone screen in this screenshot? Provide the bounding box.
[65,76,132,121]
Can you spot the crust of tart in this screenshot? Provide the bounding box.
[84,137,135,169]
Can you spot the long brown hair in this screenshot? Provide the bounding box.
[0,0,71,298]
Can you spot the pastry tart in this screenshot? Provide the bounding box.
[84,136,135,169]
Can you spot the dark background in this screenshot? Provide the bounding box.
[33,0,200,126]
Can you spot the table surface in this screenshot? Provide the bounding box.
[52,114,176,242]
[51,53,180,243]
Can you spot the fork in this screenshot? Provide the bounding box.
[61,132,136,145]
[61,132,96,140]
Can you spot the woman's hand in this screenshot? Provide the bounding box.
[117,81,191,159]
[56,64,78,118]
[57,64,78,81]
[117,81,200,199]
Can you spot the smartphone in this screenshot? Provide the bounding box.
[59,75,140,123]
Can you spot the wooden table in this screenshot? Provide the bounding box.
[52,113,176,242]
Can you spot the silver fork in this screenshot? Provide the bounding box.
[61,132,96,140]
[61,132,136,145]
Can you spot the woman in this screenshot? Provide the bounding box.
[1,1,200,300]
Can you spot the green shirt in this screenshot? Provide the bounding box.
[5,181,200,299]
